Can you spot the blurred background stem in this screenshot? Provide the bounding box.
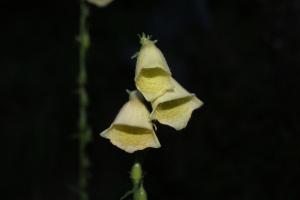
[78,0,91,199]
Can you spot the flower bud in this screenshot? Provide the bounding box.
[100,90,161,153]
[135,34,173,101]
[131,162,142,187]
[149,78,203,130]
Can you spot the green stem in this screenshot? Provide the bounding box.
[78,0,91,199]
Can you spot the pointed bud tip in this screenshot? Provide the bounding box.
[138,33,157,46]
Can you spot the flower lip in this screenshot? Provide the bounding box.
[149,78,203,130]
[107,124,160,153]
[155,96,195,110]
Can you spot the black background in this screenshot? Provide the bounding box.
[1,0,300,199]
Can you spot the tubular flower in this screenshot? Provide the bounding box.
[135,34,174,101]
[86,0,113,7]
[149,78,203,130]
[100,90,161,153]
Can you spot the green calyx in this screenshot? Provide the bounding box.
[138,33,158,46]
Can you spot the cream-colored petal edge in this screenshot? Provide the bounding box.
[100,125,161,153]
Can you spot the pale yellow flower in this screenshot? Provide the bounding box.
[86,0,113,7]
[100,90,160,153]
[135,34,174,101]
[149,78,203,130]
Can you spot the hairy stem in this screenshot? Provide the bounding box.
[78,0,91,199]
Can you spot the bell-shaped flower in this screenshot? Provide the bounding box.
[149,78,203,130]
[86,0,113,7]
[135,34,174,101]
[100,90,161,153]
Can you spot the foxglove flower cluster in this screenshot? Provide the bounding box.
[101,34,203,153]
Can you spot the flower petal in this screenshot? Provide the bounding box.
[149,78,203,130]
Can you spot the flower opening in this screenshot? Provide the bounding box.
[149,78,203,130]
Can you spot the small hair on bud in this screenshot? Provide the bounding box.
[126,89,132,95]
[152,123,157,131]
[131,51,139,59]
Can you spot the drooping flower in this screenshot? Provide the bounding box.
[149,78,203,130]
[100,90,160,153]
[86,0,113,7]
[135,34,174,101]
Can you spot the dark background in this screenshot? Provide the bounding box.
[1,0,300,199]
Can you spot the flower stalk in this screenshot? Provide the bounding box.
[78,0,91,199]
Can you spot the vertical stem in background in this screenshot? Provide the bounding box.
[78,0,91,200]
